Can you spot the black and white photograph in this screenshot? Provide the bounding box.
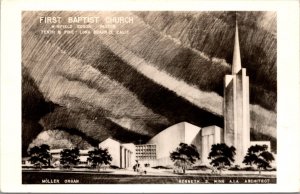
[1,0,300,192]
[21,11,277,184]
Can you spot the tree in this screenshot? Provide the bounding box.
[243,144,275,174]
[170,143,200,174]
[208,143,236,174]
[87,147,112,171]
[28,144,51,169]
[60,148,80,169]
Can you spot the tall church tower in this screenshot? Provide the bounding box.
[224,21,250,164]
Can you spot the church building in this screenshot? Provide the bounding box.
[96,21,271,168]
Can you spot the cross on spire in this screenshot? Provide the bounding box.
[138,138,143,145]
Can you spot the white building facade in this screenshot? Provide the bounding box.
[99,138,134,168]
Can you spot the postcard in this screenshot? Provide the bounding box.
[1,0,299,193]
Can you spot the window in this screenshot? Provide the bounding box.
[135,144,157,160]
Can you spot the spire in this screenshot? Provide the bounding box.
[232,19,242,74]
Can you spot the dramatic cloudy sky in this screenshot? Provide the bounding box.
[22,11,277,155]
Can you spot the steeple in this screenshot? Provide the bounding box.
[224,16,250,165]
[232,20,242,74]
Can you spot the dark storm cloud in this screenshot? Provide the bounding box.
[22,67,57,156]
[134,11,277,111]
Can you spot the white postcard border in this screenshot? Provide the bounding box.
[1,0,299,193]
